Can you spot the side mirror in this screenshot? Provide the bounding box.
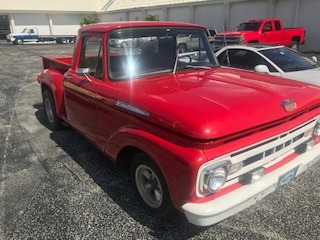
[76,68,90,76]
[312,56,318,62]
[76,68,92,82]
[254,65,270,74]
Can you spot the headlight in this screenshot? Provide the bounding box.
[199,160,230,195]
[239,36,245,43]
[206,167,228,192]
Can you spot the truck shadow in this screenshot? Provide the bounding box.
[34,103,214,239]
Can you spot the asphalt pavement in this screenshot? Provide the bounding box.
[0,41,320,240]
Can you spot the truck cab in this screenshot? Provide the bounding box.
[7,27,37,44]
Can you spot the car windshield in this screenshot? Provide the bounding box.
[235,22,261,31]
[260,47,319,72]
[108,27,217,80]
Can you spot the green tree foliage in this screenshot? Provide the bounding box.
[80,16,100,27]
[144,14,159,21]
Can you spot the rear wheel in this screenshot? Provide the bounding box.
[290,41,299,51]
[61,38,67,44]
[43,90,63,131]
[131,153,174,218]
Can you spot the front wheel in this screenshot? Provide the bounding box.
[131,153,174,218]
[14,39,23,45]
[43,90,63,131]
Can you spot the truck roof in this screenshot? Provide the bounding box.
[244,18,281,23]
[79,21,206,33]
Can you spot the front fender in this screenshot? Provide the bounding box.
[105,126,206,210]
[40,69,66,118]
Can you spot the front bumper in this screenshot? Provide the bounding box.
[6,36,14,43]
[182,142,320,226]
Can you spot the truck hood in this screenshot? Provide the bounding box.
[215,31,248,37]
[117,68,320,140]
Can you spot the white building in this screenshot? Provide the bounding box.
[0,0,319,52]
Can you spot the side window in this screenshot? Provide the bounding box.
[229,50,254,70]
[274,21,281,31]
[218,49,277,72]
[79,35,103,79]
[262,22,272,32]
[249,52,277,72]
[29,29,35,34]
[216,51,229,66]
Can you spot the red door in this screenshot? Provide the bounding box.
[63,34,104,144]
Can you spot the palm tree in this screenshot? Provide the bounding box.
[144,14,159,21]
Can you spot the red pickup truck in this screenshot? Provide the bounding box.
[37,21,320,226]
[213,19,305,51]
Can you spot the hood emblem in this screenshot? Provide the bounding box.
[281,99,297,112]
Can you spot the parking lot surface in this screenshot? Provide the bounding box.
[0,42,320,240]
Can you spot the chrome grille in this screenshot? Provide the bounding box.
[224,118,317,181]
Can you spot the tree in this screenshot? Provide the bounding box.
[144,14,159,21]
[80,16,100,27]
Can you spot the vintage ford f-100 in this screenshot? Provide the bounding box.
[38,21,320,226]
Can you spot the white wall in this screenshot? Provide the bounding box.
[50,14,81,35]
[99,12,126,22]
[274,0,297,27]
[12,13,51,35]
[296,0,320,52]
[229,0,268,30]
[3,0,320,51]
[128,11,142,21]
[168,7,190,22]
[194,4,225,31]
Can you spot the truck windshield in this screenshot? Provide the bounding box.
[108,27,218,80]
[235,22,261,31]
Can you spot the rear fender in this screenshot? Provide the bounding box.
[40,69,66,118]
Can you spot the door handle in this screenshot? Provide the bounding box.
[64,73,73,80]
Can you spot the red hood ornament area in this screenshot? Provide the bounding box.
[281,99,297,112]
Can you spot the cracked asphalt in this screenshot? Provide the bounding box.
[0,41,320,240]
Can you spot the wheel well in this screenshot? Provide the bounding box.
[41,83,51,95]
[292,36,300,43]
[117,146,144,168]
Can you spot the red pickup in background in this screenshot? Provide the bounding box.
[213,19,305,51]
